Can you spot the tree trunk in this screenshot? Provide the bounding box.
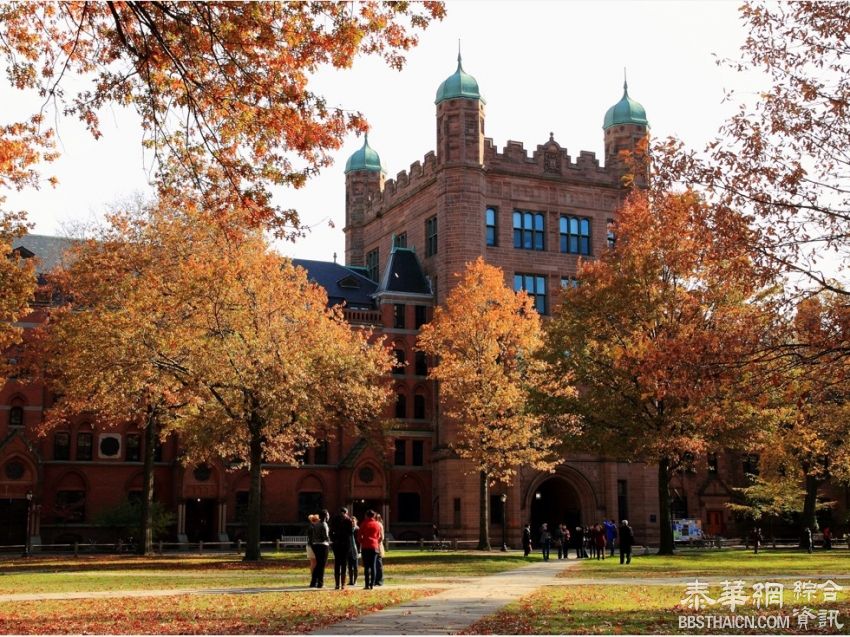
[657,458,675,555]
[244,425,264,561]
[800,473,821,542]
[477,471,491,551]
[137,412,157,556]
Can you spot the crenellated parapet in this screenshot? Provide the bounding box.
[360,151,440,220]
[483,134,619,184]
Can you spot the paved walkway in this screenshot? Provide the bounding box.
[311,559,576,635]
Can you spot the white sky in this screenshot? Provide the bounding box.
[3,0,763,262]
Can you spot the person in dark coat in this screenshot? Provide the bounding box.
[307,509,331,587]
[348,515,360,585]
[618,519,634,565]
[573,526,584,559]
[750,526,763,554]
[539,522,551,561]
[329,507,354,590]
[553,523,565,560]
[521,523,533,557]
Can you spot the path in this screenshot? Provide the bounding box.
[311,559,576,635]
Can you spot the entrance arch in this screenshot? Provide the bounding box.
[530,476,582,533]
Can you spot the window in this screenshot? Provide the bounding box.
[298,492,323,521]
[54,432,70,460]
[453,497,461,528]
[392,349,406,375]
[743,454,759,477]
[671,493,688,519]
[313,440,329,465]
[394,304,406,329]
[414,352,427,376]
[126,433,141,461]
[394,232,407,249]
[56,490,86,522]
[425,216,438,257]
[76,432,93,461]
[514,273,547,315]
[414,305,427,329]
[394,439,406,465]
[366,248,379,282]
[9,406,23,429]
[412,440,424,466]
[708,453,718,474]
[606,218,616,249]
[413,394,426,420]
[617,480,629,522]
[559,216,591,255]
[513,211,544,250]
[398,492,421,522]
[395,394,407,419]
[560,277,579,289]
[485,207,497,246]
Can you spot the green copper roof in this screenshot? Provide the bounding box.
[345,134,382,174]
[435,53,483,105]
[603,80,648,130]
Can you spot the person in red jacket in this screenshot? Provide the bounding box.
[357,509,382,590]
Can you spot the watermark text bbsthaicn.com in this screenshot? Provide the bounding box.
[679,614,790,630]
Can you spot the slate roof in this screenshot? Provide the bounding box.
[378,247,432,296]
[11,234,78,274]
[293,258,378,310]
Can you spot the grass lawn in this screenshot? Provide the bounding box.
[571,549,850,578]
[0,588,436,634]
[0,550,536,595]
[465,550,850,634]
[465,584,850,634]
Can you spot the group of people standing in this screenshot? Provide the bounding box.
[305,508,385,589]
[523,519,635,564]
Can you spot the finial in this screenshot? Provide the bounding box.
[549,131,554,142]
[364,132,369,146]
[333,252,337,264]
[457,39,463,69]
[623,67,628,92]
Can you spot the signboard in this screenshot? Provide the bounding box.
[673,518,704,542]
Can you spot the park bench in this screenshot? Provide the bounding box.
[280,535,308,548]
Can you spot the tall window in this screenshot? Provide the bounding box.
[425,216,438,257]
[56,490,86,522]
[414,305,427,329]
[513,211,544,250]
[126,433,141,461]
[394,439,406,465]
[485,207,497,246]
[560,215,591,255]
[743,454,759,477]
[412,440,424,466]
[414,351,428,376]
[54,432,70,460]
[394,304,406,329]
[8,406,23,429]
[606,218,616,249]
[76,432,93,461]
[313,441,329,465]
[514,273,547,315]
[366,248,379,282]
[298,492,323,521]
[413,394,426,420]
[394,232,407,249]
[395,394,407,419]
[392,349,406,375]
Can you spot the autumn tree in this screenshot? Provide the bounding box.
[417,258,578,551]
[541,190,770,554]
[0,2,443,233]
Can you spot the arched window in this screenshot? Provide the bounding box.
[8,406,23,429]
[560,215,591,255]
[414,352,428,376]
[395,394,407,419]
[392,349,406,375]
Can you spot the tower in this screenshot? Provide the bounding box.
[344,134,384,266]
[435,51,485,166]
[603,78,649,179]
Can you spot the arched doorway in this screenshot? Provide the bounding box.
[530,476,582,534]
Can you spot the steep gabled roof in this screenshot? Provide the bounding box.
[11,234,78,274]
[293,258,378,310]
[377,247,432,296]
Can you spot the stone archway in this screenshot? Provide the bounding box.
[525,466,598,535]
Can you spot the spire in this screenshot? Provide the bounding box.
[623,67,628,93]
[457,39,463,70]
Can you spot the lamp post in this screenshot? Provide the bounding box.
[500,493,508,552]
[23,490,33,558]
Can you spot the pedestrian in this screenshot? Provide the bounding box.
[605,519,617,557]
[308,509,331,588]
[803,527,813,554]
[522,523,533,557]
[618,519,634,565]
[595,524,607,560]
[539,522,551,561]
[375,513,386,585]
[562,524,571,559]
[305,513,319,576]
[357,509,381,590]
[750,526,762,554]
[348,515,360,585]
[574,526,584,559]
[329,507,354,590]
[553,522,565,560]
[823,526,832,550]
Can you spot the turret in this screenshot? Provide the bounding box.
[603,78,649,178]
[344,134,384,266]
[435,52,485,166]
